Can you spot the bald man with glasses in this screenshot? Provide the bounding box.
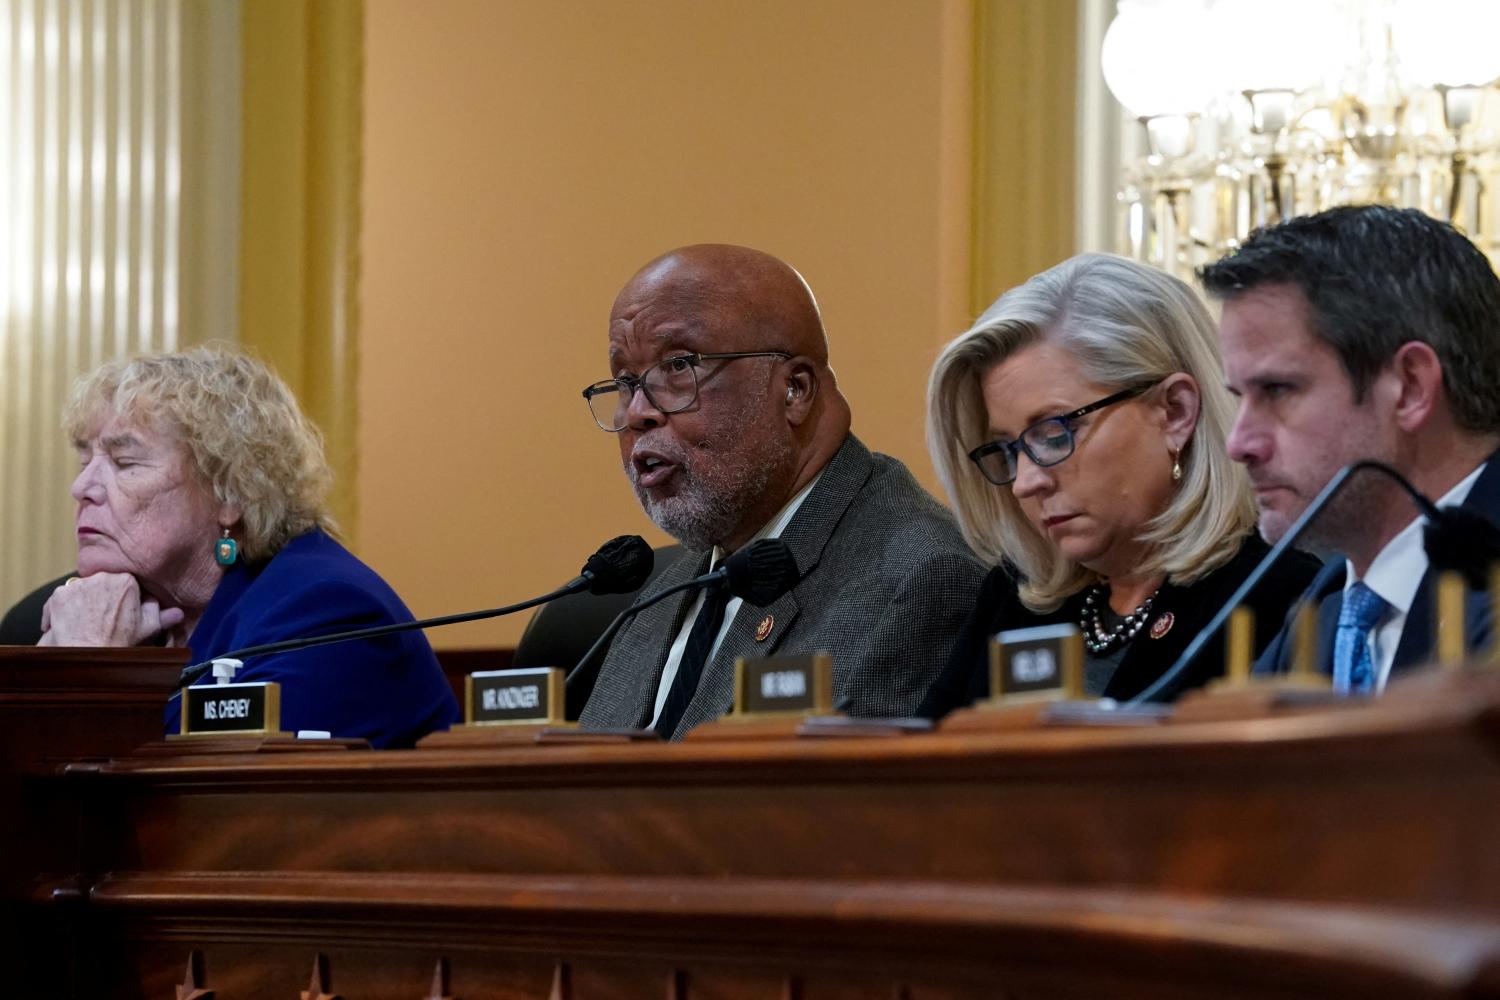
[576,244,984,740]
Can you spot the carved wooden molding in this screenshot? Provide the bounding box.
[77,870,1500,996]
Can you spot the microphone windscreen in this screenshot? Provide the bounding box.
[722,538,800,607]
[1423,506,1500,590]
[582,535,655,594]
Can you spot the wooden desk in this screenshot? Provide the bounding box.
[0,646,187,998]
[17,668,1500,998]
[0,645,188,772]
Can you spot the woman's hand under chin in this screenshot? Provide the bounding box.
[38,572,187,647]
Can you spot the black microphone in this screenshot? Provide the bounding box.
[577,534,656,595]
[1126,460,1499,705]
[711,536,802,606]
[177,535,653,689]
[564,537,801,703]
[1421,504,1500,590]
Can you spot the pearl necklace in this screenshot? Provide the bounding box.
[1079,585,1159,655]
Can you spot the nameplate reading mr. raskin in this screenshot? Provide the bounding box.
[734,652,833,717]
[182,681,280,736]
[466,667,563,725]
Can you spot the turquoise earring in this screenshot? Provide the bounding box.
[214,528,239,566]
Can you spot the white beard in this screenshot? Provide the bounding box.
[625,386,794,551]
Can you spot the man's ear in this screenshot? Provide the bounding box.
[1388,340,1443,434]
[1157,372,1201,451]
[784,358,818,426]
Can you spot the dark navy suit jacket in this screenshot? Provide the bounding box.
[1254,458,1500,678]
[163,529,459,748]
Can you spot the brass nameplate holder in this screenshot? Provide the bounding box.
[1437,570,1467,669]
[1176,602,1336,722]
[1389,570,1500,696]
[1492,564,1500,668]
[731,652,833,719]
[1289,603,1321,679]
[987,623,1083,705]
[1215,602,1329,691]
[1225,607,1254,683]
[175,681,282,737]
[943,623,1167,731]
[1388,569,1500,698]
[421,666,659,747]
[1203,607,1258,692]
[465,667,565,726]
[683,652,841,741]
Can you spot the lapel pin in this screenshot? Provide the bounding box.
[755,615,775,642]
[1149,612,1174,640]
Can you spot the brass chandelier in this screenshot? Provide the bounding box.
[1101,0,1500,278]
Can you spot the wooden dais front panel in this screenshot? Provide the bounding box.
[18,666,1500,997]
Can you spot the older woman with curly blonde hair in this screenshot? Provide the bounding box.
[40,347,458,747]
[918,254,1321,716]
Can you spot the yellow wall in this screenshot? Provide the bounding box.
[359,0,976,648]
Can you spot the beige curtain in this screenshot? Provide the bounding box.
[0,0,236,614]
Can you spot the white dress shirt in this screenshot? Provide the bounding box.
[1345,463,1484,691]
[648,474,821,731]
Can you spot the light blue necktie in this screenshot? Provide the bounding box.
[1333,581,1389,695]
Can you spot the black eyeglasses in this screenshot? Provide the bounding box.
[967,383,1158,486]
[582,351,791,432]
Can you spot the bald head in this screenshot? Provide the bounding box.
[615,244,831,365]
[605,244,852,552]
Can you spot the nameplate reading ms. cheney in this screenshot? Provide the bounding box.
[465,667,564,725]
[988,623,1084,704]
[180,681,281,736]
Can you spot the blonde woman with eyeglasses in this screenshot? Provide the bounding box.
[918,254,1320,717]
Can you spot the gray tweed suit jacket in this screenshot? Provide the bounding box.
[579,434,986,740]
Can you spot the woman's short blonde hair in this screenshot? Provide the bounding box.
[63,346,334,562]
[927,253,1255,611]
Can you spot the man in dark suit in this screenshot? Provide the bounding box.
[1200,206,1500,690]
[577,244,984,739]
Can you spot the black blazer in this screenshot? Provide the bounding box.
[917,534,1323,718]
[1254,456,1500,678]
